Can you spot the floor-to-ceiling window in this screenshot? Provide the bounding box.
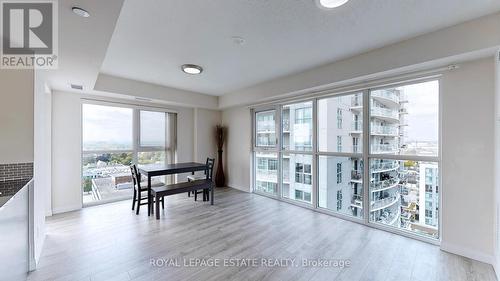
[318,93,364,218]
[252,79,440,240]
[368,80,439,238]
[82,102,176,206]
[281,102,313,204]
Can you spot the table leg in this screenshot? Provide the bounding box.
[148,176,152,216]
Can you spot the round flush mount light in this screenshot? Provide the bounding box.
[316,0,349,9]
[181,64,203,75]
[72,7,90,17]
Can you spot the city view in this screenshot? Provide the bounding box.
[255,80,439,238]
[82,104,171,204]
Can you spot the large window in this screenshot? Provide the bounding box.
[82,103,176,205]
[253,79,440,240]
[368,81,439,239]
[317,93,364,218]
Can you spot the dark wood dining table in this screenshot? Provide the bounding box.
[138,162,209,216]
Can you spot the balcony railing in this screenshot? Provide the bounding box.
[351,170,362,181]
[371,161,399,172]
[371,90,400,104]
[375,209,400,226]
[370,178,399,192]
[371,106,399,120]
[371,144,398,153]
[371,192,400,210]
[351,194,363,208]
[371,125,398,136]
[351,121,362,132]
[353,144,362,153]
[351,95,363,107]
[256,170,277,182]
[282,119,290,132]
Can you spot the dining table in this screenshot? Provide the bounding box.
[138,162,209,216]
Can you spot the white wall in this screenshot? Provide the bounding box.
[221,57,497,263]
[440,57,495,262]
[494,50,500,278]
[33,70,52,267]
[0,69,34,164]
[221,107,252,192]
[50,91,219,213]
[194,108,221,164]
[51,92,82,214]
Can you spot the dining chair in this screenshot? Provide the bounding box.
[187,158,215,201]
[130,164,164,215]
[187,157,210,197]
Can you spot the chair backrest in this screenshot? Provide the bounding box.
[130,164,141,190]
[206,158,215,181]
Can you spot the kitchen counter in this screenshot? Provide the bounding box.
[0,178,31,208]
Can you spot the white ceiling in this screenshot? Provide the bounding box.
[100,0,500,96]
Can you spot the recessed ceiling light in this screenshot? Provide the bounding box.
[181,64,203,75]
[72,7,90,18]
[316,0,349,9]
[231,36,245,46]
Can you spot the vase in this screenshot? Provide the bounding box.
[215,149,225,187]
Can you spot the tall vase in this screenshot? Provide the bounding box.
[215,149,225,187]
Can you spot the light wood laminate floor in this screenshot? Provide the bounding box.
[28,188,496,281]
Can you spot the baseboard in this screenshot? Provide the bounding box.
[52,204,81,215]
[226,184,250,193]
[440,241,494,265]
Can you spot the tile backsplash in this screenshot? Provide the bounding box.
[0,163,33,181]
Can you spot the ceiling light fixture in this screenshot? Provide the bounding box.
[72,7,90,18]
[316,0,349,9]
[181,64,203,75]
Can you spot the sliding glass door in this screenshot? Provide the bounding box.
[252,79,440,240]
[82,102,176,206]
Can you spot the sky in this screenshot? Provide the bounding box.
[82,104,166,150]
[399,80,439,143]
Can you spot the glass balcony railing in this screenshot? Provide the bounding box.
[371,125,398,135]
[370,178,399,192]
[351,170,362,181]
[371,90,400,104]
[351,121,363,132]
[371,144,398,153]
[351,96,363,107]
[371,192,400,210]
[375,209,400,226]
[282,119,290,132]
[371,161,399,172]
[351,194,363,208]
[371,106,399,120]
[256,170,278,182]
[353,144,362,153]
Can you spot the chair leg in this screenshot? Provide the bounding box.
[161,197,165,209]
[136,194,140,215]
[156,196,160,220]
[205,189,209,201]
[132,189,136,211]
[194,190,198,201]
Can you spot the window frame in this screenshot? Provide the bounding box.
[81,99,177,207]
[251,76,442,244]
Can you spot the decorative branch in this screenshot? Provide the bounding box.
[215,125,226,150]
